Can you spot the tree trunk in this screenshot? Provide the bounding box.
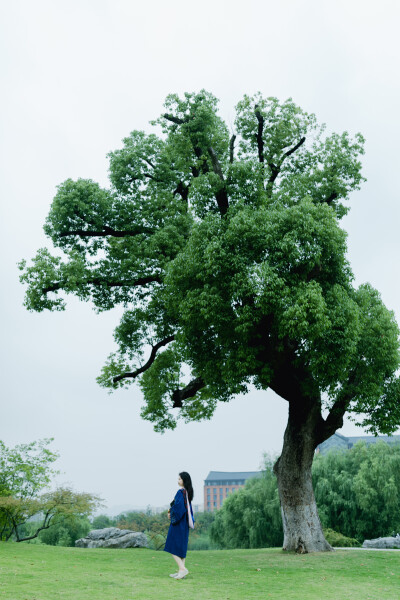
[274,398,332,553]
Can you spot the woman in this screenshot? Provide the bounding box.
[164,471,195,580]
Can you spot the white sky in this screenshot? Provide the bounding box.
[1,0,400,513]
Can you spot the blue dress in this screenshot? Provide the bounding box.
[164,488,194,558]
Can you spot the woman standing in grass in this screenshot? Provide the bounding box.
[164,471,195,580]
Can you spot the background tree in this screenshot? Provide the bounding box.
[0,439,100,541]
[0,439,59,499]
[32,514,91,547]
[211,456,283,549]
[19,91,400,552]
[0,438,59,540]
[91,514,113,530]
[313,441,400,541]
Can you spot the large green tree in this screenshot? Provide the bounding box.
[19,91,400,552]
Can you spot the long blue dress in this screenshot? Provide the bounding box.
[164,488,194,558]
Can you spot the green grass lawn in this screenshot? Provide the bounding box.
[0,542,399,600]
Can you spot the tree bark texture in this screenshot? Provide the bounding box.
[274,398,332,553]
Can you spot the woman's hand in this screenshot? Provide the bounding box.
[168,509,171,520]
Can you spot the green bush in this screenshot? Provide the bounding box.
[323,528,360,547]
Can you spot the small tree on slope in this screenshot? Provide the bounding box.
[19,91,400,552]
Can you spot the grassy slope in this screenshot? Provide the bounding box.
[0,543,399,600]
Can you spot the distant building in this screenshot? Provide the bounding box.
[316,432,400,455]
[204,471,263,512]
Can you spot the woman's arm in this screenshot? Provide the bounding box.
[170,490,186,525]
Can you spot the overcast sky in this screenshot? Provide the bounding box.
[1,0,400,514]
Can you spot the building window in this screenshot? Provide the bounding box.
[226,488,229,493]
[207,501,210,507]
[220,488,223,493]
[213,502,216,507]
[232,487,236,492]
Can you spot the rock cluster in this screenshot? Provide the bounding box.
[75,527,149,549]
[362,535,400,549]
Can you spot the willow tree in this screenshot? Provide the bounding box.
[19,91,400,552]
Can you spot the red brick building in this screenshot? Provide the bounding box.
[204,471,263,512]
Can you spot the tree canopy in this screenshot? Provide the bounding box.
[19,91,400,435]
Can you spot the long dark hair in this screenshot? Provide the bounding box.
[179,471,194,503]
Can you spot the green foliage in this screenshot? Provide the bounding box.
[114,510,170,550]
[91,514,113,529]
[212,444,400,549]
[187,510,217,551]
[96,508,215,551]
[313,441,400,540]
[210,458,283,549]
[323,528,360,548]
[187,533,219,551]
[0,438,59,500]
[0,439,101,542]
[139,348,182,432]
[38,514,91,547]
[19,90,400,436]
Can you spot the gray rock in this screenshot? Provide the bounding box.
[362,536,400,549]
[75,527,149,549]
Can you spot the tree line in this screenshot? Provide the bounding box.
[211,442,400,549]
[3,438,399,549]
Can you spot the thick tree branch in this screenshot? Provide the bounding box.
[59,225,154,239]
[173,181,189,203]
[127,172,163,183]
[319,397,350,443]
[43,275,162,295]
[141,157,156,169]
[266,136,306,196]
[254,105,264,164]
[284,136,306,158]
[324,191,338,204]
[208,146,225,181]
[171,377,205,408]
[16,511,55,542]
[163,113,190,125]
[319,373,356,443]
[113,335,175,383]
[208,147,229,216]
[267,163,280,186]
[229,134,236,164]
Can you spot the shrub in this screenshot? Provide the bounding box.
[323,528,360,547]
